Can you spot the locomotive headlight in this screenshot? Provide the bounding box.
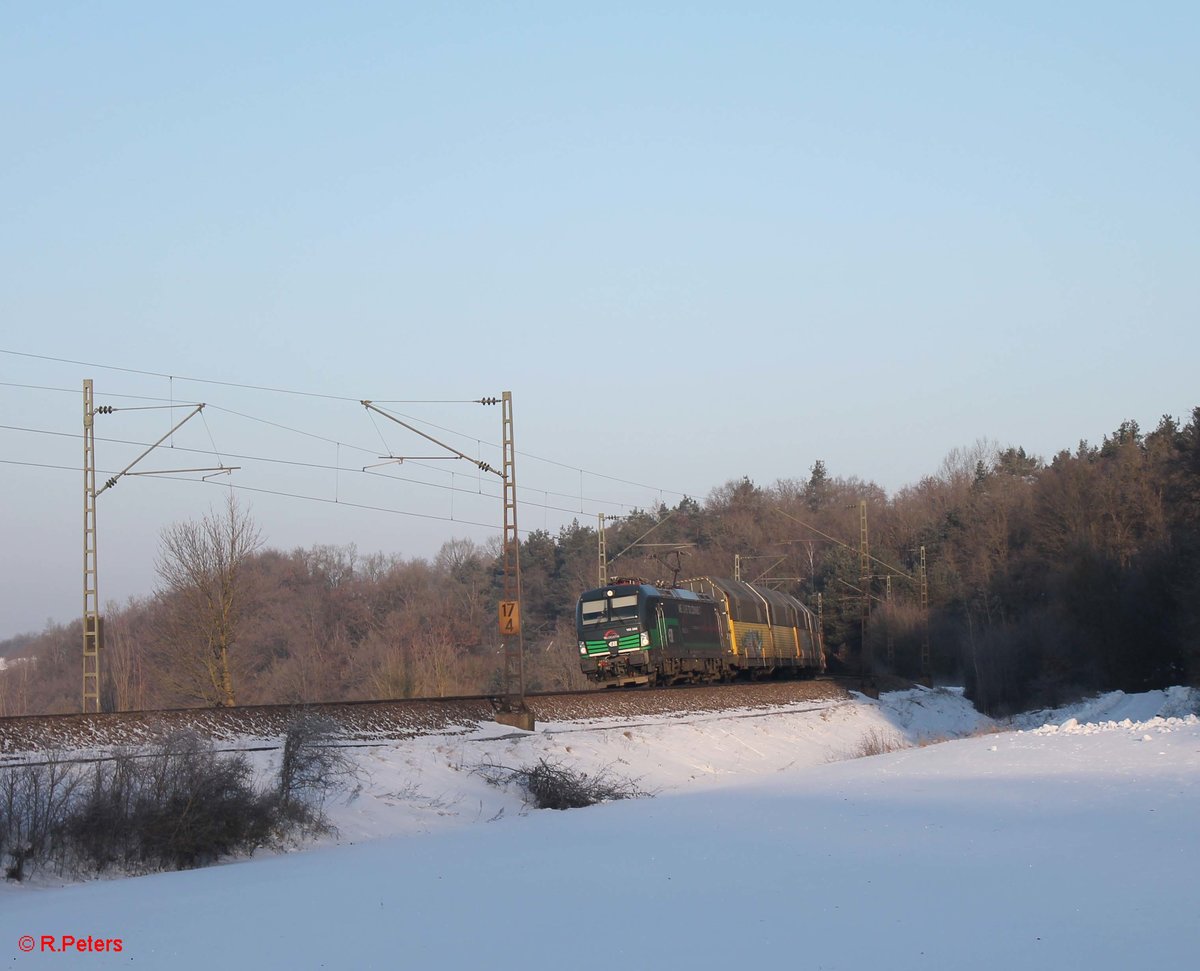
[578,641,587,655]
[640,632,650,648]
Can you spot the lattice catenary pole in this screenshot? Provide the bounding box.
[82,380,101,712]
[920,545,930,681]
[859,499,871,673]
[496,391,531,728]
[598,512,608,588]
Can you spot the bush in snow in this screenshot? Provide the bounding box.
[2,721,360,882]
[476,757,646,810]
[0,751,81,880]
[275,710,360,836]
[63,731,276,873]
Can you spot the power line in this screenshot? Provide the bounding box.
[196,479,506,533]
[0,458,537,538]
[0,379,193,400]
[1,352,697,499]
[0,348,475,404]
[0,458,79,473]
[772,506,915,581]
[1,424,637,518]
[2,420,658,515]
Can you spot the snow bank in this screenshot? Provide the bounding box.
[1011,686,1200,731]
[1030,712,1199,737]
[318,686,992,844]
[2,688,1196,970]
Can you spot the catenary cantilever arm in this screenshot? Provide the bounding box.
[361,400,503,477]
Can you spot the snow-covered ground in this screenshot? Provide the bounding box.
[3,686,1198,969]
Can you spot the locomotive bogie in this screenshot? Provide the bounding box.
[581,648,653,687]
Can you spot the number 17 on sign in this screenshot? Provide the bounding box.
[499,600,520,636]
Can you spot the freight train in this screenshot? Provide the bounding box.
[576,577,825,687]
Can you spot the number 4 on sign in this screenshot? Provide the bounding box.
[499,600,521,635]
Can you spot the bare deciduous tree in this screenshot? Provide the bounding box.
[412,621,457,697]
[155,496,262,707]
[362,613,414,699]
[104,600,148,712]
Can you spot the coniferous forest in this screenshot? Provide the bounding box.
[3,409,1198,718]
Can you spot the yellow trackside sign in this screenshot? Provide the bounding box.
[499,600,520,635]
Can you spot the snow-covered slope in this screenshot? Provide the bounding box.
[1010,685,1200,729]
[2,688,1197,970]
[322,685,990,843]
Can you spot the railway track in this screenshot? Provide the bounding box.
[0,679,854,757]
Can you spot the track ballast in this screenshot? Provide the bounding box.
[0,680,853,757]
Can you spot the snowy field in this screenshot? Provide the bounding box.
[3,686,1198,969]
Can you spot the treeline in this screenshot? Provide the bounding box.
[2,409,1198,717]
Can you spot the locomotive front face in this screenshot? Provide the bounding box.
[576,585,652,684]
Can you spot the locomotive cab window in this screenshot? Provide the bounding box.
[580,600,607,624]
[607,595,639,621]
[579,593,640,626]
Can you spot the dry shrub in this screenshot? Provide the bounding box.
[853,728,908,758]
[0,752,81,880]
[62,732,276,873]
[476,757,646,810]
[2,721,359,882]
[275,710,360,836]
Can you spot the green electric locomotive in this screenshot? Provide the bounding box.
[576,576,824,687]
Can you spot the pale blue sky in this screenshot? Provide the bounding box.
[2,2,1197,637]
